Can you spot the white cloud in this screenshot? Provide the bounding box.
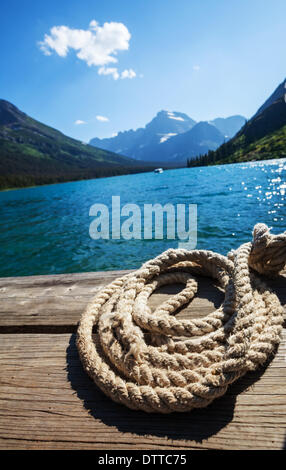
[121,68,136,79]
[39,20,136,79]
[96,115,109,122]
[98,66,136,80]
[74,119,86,125]
[193,65,200,71]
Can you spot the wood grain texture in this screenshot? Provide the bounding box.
[0,269,285,449]
[0,270,131,329]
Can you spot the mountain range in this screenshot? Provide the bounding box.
[0,77,285,190]
[90,111,246,162]
[188,78,286,166]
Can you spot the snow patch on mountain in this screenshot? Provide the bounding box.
[159,133,177,143]
[167,112,185,121]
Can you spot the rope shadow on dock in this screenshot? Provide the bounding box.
[66,333,277,444]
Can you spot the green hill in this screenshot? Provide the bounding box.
[187,79,286,167]
[0,100,147,190]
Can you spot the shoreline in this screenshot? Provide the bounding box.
[1,155,285,193]
[0,164,186,193]
[0,168,160,193]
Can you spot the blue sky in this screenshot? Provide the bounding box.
[1,0,286,141]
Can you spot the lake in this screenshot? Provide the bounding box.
[0,158,285,277]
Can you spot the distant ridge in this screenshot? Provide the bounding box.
[152,121,226,162]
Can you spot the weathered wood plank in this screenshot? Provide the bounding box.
[0,332,286,450]
[0,271,130,328]
[1,270,285,328]
[0,271,226,328]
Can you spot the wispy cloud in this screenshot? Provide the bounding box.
[96,115,109,122]
[98,66,136,80]
[38,20,136,80]
[98,66,119,80]
[121,68,136,79]
[74,119,86,125]
[193,65,200,71]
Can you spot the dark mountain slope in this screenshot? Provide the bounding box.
[188,79,286,166]
[254,80,286,117]
[0,100,144,190]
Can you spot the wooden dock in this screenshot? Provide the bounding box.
[0,269,286,450]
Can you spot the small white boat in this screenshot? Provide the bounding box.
[154,168,163,173]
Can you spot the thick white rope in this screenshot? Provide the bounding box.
[76,223,286,413]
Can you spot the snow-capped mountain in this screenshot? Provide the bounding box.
[90,110,246,162]
[90,110,196,160]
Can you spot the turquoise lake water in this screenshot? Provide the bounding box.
[0,158,285,277]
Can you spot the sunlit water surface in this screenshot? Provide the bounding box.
[0,158,285,276]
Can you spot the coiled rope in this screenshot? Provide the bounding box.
[76,223,286,413]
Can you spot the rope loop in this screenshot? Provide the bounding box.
[249,223,286,275]
[76,224,285,413]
